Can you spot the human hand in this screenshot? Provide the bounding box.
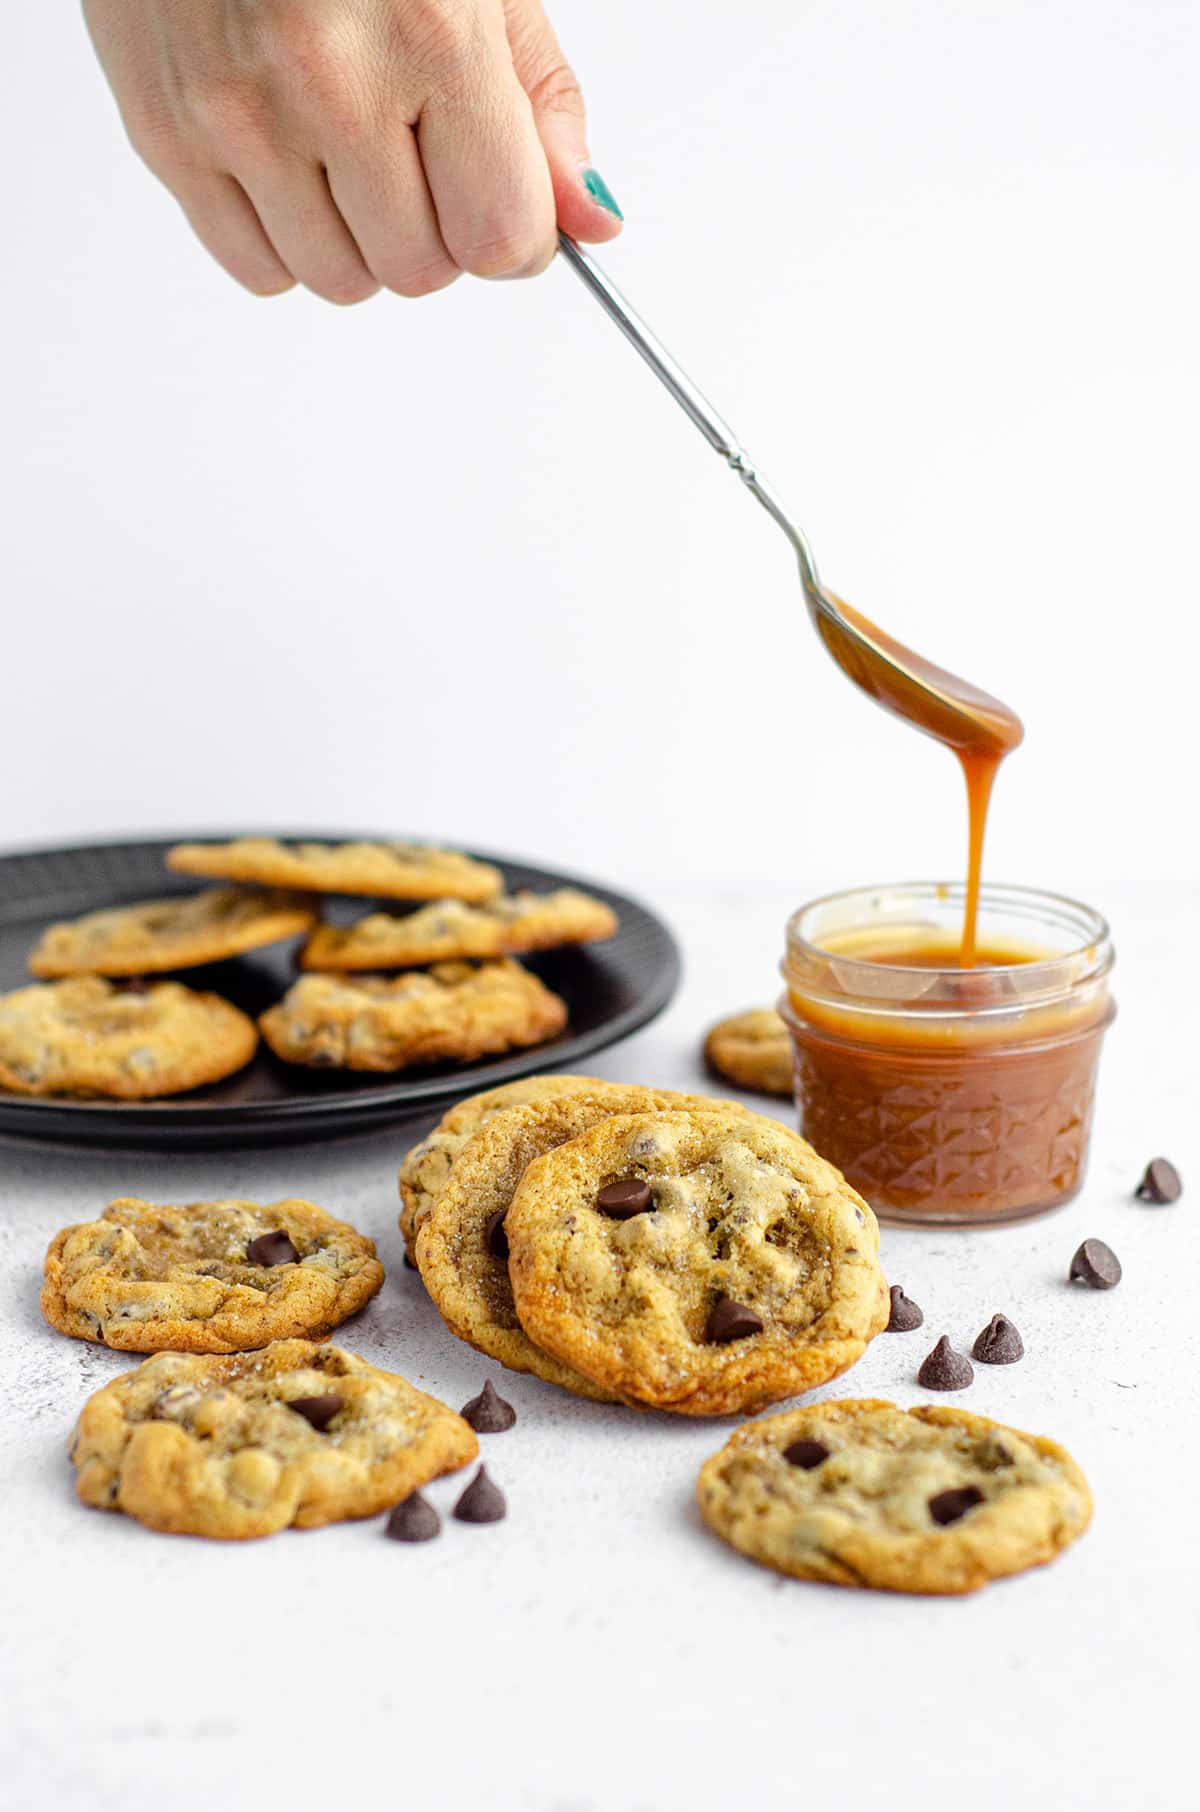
[82,0,623,302]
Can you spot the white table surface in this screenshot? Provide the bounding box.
[1,887,1194,1812]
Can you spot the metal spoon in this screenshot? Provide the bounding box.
[556,232,1021,764]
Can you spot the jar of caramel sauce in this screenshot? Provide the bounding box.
[779,883,1115,1225]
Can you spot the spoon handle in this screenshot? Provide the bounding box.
[556,232,821,592]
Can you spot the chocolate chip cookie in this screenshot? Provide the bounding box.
[0,978,258,1099]
[301,889,617,972]
[42,1197,384,1353]
[70,1341,478,1538]
[704,1008,793,1097]
[697,1399,1092,1593]
[415,1088,746,1398]
[30,887,317,979]
[258,961,567,1072]
[167,838,501,903]
[506,1110,888,1415]
[399,1073,633,1258]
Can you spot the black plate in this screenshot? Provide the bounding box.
[0,835,680,1148]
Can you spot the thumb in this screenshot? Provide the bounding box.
[503,0,624,242]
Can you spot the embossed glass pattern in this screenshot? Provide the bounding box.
[780,884,1115,1226]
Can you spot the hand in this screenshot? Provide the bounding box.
[82,0,623,302]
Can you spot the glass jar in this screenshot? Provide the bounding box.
[779,883,1116,1226]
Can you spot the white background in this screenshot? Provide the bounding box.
[1,4,1197,1810]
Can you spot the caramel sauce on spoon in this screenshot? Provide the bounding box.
[815,598,1025,965]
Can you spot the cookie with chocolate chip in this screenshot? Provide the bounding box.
[29,887,317,979]
[167,837,501,903]
[399,1073,648,1259]
[414,1088,746,1400]
[0,977,257,1099]
[505,1110,889,1415]
[697,1399,1092,1593]
[69,1340,477,1538]
[42,1197,384,1353]
[301,889,617,972]
[259,961,567,1072]
[704,1008,793,1097]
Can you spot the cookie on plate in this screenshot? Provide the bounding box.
[29,887,317,979]
[704,1008,793,1097]
[167,838,501,903]
[0,978,257,1099]
[301,888,617,972]
[70,1341,478,1538]
[696,1399,1093,1594]
[414,1088,747,1399]
[42,1197,384,1353]
[399,1073,629,1258]
[259,961,567,1072]
[506,1110,888,1416]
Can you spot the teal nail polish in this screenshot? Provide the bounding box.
[582,168,623,221]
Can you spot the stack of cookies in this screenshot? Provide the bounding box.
[0,837,618,1099]
[404,1074,891,1415]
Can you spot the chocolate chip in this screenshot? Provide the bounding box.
[972,1314,1024,1365]
[484,1209,509,1260]
[385,1491,440,1542]
[453,1465,506,1524]
[460,1379,516,1434]
[917,1335,974,1390]
[783,1439,829,1470]
[886,1285,924,1331]
[1135,1158,1182,1204]
[1069,1238,1121,1289]
[595,1177,653,1219]
[928,1485,984,1526]
[245,1229,299,1267]
[704,1295,764,1344]
[287,1393,342,1431]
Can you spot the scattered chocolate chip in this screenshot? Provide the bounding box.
[245,1229,299,1267]
[287,1393,342,1432]
[1135,1158,1182,1205]
[484,1209,509,1260]
[460,1379,516,1434]
[385,1491,440,1542]
[595,1177,653,1219]
[783,1439,829,1470]
[928,1485,984,1526]
[705,1295,764,1344]
[453,1465,506,1524]
[886,1285,924,1332]
[974,1435,1014,1470]
[917,1335,974,1390]
[1069,1238,1121,1289]
[972,1314,1024,1365]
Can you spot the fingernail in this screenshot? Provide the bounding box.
[582,167,623,221]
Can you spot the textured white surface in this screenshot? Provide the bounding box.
[1,887,1195,1812]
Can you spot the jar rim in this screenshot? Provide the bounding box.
[786,880,1111,978]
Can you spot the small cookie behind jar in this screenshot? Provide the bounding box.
[697,1400,1093,1594]
[70,1341,477,1538]
[704,1008,793,1097]
[506,1110,889,1416]
[42,1196,384,1353]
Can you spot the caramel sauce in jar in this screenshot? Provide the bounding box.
[780,884,1116,1225]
